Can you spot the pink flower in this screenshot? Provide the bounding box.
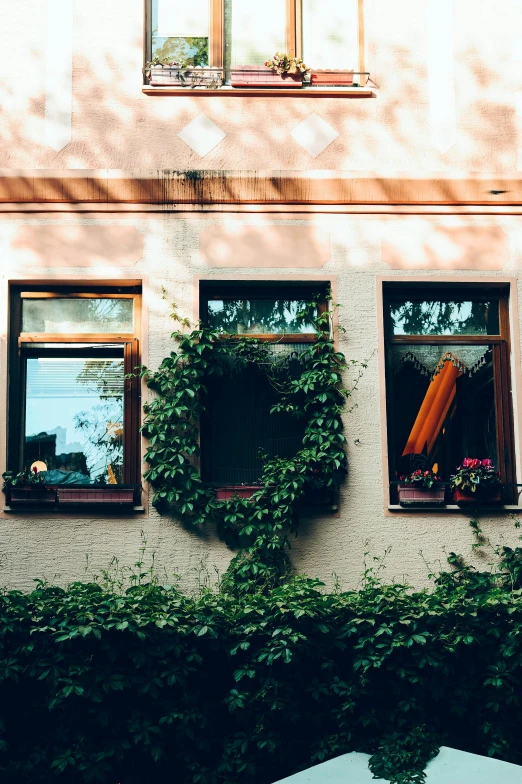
[481,459,493,468]
[462,458,481,469]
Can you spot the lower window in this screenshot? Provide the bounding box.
[199,280,327,496]
[6,286,141,508]
[384,284,516,506]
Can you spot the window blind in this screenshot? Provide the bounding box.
[229,0,286,65]
[157,0,210,38]
[302,0,359,70]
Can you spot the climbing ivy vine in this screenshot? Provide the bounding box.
[137,300,364,587]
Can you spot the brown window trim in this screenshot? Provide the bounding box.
[383,283,516,507]
[144,0,366,83]
[7,286,142,507]
[200,281,329,344]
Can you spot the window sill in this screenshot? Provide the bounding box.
[4,505,145,514]
[388,504,522,513]
[142,85,374,98]
[4,485,143,512]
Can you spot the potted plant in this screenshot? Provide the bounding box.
[397,469,445,507]
[146,58,224,89]
[231,53,309,88]
[450,459,502,505]
[2,469,56,507]
[310,69,355,87]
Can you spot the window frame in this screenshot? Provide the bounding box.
[382,282,516,507]
[145,0,366,76]
[199,281,329,343]
[7,286,142,490]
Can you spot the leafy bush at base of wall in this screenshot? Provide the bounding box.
[3,533,522,784]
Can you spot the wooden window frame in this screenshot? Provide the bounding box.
[199,282,329,343]
[145,0,365,72]
[7,286,142,489]
[383,284,516,505]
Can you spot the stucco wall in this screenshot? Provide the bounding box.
[1,212,522,592]
[0,0,520,170]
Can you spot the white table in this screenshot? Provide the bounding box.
[274,746,522,783]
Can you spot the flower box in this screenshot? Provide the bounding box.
[398,485,446,507]
[310,69,354,86]
[57,487,136,505]
[215,486,261,500]
[148,66,224,88]
[8,487,57,506]
[453,488,503,506]
[230,65,303,88]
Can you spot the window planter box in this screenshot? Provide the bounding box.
[230,65,303,88]
[310,69,354,86]
[397,485,446,507]
[57,487,137,506]
[453,488,503,506]
[8,487,57,506]
[215,485,262,500]
[148,66,224,88]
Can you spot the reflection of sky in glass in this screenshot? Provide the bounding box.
[151,0,208,64]
[390,300,499,336]
[208,299,317,334]
[22,298,133,334]
[25,358,124,483]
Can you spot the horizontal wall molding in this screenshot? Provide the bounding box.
[0,170,522,206]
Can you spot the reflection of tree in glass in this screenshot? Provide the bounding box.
[74,402,124,485]
[208,300,317,334]
[152,34,209,66]
[75,360,124,400]
[390,301,495,335]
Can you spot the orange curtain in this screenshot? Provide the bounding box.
[402,360,461,458]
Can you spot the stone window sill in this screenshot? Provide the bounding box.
[142,86,374,98]
[388,505,522,513]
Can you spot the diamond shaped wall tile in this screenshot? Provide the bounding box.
[291,113,339,157]
[177,114,226,157]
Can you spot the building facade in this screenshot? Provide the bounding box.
[1,0,522,591]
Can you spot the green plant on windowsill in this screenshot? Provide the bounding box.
[2,468,46,491]
[399,469,442,489]
[264,52,310,75]
[449,458,501,495]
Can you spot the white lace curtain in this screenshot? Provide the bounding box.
[390,345,490,379]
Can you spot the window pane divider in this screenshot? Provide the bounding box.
[19,334,135,344]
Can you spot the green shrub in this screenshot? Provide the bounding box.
[2,523,522,783]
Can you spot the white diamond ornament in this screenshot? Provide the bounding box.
[291,112,339,157]
[177,114,226,157]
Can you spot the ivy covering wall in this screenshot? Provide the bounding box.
[1,527,522,783]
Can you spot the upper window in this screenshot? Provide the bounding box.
[384,284,515,506]
[7,286,141,504]
[148,0,363,78]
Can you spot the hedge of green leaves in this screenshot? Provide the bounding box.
[2,523,522,784]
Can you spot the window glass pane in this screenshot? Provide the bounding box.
[302,0,359,70]
[207,299,318,334]
[24,355,125,485]
[389,299,500,336]
[152,0,209,65]
[224,0,286,67]
[388,345,497,482]
[22,298,134,334]
[202,359,306,485]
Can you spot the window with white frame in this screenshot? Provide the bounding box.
[147,0,363,78]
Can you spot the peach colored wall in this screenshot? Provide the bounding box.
[0,0,520,171]
[2,211,522,595]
